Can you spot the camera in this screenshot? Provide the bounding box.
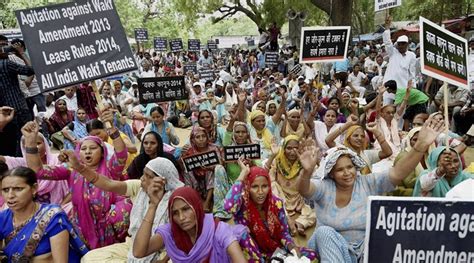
[0,45,15,54]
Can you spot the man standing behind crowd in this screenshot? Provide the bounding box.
[0,35,35,156]
[383,16,416,90]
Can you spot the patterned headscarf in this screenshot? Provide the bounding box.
[319,146,367,179]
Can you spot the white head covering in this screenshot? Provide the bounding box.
[127,157,184,262]
[315,146,366,179]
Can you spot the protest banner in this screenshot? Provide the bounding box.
[420,16,469,88]
[154,37,167,52]
[199,67,215,82]
[184,63,198,75]
[224,144,261,161]
[289,64,303,76]
[169,38,183,53]
[188,39,201,52]
[207,40,217,50]
[299,26,351,63]
[137,76,188,104]
[375,0,402,12]
[265,51,279,67]
[364,196,474,263]
[15,0,138,93]
[134,28,148,41]
[182,150,220,171]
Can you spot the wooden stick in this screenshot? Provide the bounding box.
[90,80,112,129]
[442,82,449,150]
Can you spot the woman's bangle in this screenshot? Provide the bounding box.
[378,139,386,145]
[25,146,39,154]
[88,172,99,184]
[109,129,120,140]
[76,164,87,173]
[143,217,154,224]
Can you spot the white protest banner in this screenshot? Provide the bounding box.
[420,16,469,88]
[364,196,474,263]
[299,26,351,64]
[15,0,137,92]
[375,0,402,12]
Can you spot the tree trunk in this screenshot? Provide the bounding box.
[311,0,353,26]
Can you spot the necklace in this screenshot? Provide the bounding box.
[13,203,39,229]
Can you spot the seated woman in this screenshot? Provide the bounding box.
[413,147,473,197]
[87,117,137,172]
[182,126,225,212]
[224,163,318,261]
[62,108,89,150]
[317,96,347,123]
[267,135,316,236]
[308,107,344,154]
[23,118,132,250]
[127,131,180,180]
[297,116,444,262]
[0,133,69,211]
[0,167,88,262]
[142,106,180,146]
[196,109,226,147]
[248,110,274,159]
[81,157,184,262]
[280,109,311,140]
[325,121,393,175]
[45,98,75,149]
[132,186,247,263]
[390,127,430,196]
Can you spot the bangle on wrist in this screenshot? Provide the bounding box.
[25,146,39,154]
[89,172,99,184]
[76,164,87,173]
[109,130,120,140]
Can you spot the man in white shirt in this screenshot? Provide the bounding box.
[197,50,213,69]
[113,81,133,114]
[364,49,377,76]
[347,64,367,97]
[382,16,417,90]
[59,86,78,111]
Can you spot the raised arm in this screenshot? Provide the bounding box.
[366,122,392,159]
[389,115,444,185]
[22,122,45,172]
[375,86,385,116]
[396,81,411,117]
[133,177,166,258]
[325,115,358,148]
[272,88,287,125]
[296,140,319,199]
[235,90,247,122]
[224,159,249,214]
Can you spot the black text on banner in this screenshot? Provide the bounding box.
[15,0,137,92]
[138,76,188,104]
[183,150,220,171]
[364,197,474,263]
[224,144,261,162]
[299,26,351,63]
[169,38,183,53]
[188,39,201,52]
[265,51,279,67]
[420,16,468,88]
[134,28,148,41]
[374,0,402,12]
[154,37,167,52]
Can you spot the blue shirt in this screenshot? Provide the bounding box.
[332,59,350,73]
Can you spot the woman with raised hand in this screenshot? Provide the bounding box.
[81,157,183,262]
[132,186,247,263]
[224,160,318,261]
[0,167,88,262]
[141,106,180,146]
[267,136,316,236]
[413,147,473,197]
[297,115,445,262]
[325,120,393,175]
[23,116,132,250]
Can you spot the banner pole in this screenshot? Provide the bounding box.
[91,80,112,129]
[442,82,449,150]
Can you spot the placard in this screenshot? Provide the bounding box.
[364,196,474,263]
[289,64,303,76]
[154,37,167,52]
[299,26,351,63]
[207,40,217,50]
[188,39,201,52]
[420,16,468,88]
[224,144,261,161]
[15,0,137,92]
[169,38,183,53]
[182,150,220,171]
[134,28,148,41]
[265,51,279,67]
[184,63,198,75]
[374,0,402,12]
[199,68,215,82]
[138,76,188,104]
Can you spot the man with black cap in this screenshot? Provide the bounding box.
[382,16,417,90]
